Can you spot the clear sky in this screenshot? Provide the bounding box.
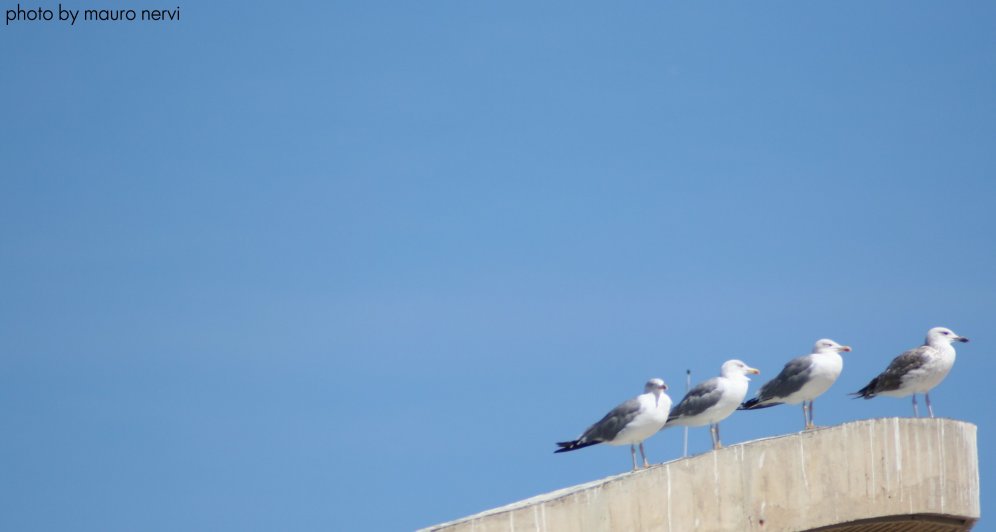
[2,2,995,530]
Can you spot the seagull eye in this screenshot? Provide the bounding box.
[942,331,950,335]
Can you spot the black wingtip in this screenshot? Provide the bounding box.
[851,379,878,399]
[739,397,779,410]
[738,398,758,410]
[554,440,601,453]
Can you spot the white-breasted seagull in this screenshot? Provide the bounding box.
[664,359,760,451]
[555,378,671,471]
[739,339,852,429]
[852,326,968,417]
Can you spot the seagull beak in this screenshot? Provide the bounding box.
[839,345,852,352]
[748,367,761,375]
[957,336,969,343]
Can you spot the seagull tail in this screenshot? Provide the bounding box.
[554,439,601,453]
[738,397,779,410]
[850,379,878,399]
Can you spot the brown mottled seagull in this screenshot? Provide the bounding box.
[852,327,968,417]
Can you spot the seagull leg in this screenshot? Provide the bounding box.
[802,402,810,429]
[925,393,934,418]
[630,444,637,471]
[708,424,721,450]
[639,442,649,468]
[912,394,919,417]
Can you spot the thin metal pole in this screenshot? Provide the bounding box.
[683,369,690,457]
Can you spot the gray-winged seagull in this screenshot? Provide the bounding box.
[664,359,760,451]
[740,339,852,429]
[852,326,968,417]
[555,378,671,470]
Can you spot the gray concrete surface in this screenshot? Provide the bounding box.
[423,418,979,532]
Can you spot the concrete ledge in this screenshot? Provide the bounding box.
[423,418,979,532]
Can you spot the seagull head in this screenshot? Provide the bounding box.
[812,339,852,354]
[644,378,668,395]
[927,327,969,346]
[721,359,761,379]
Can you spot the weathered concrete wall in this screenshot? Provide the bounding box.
[423,418,979,532]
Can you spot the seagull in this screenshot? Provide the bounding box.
[852,327,968,417]
[739,339,852,429]
[555,378,671,471]
[664,359,760,451]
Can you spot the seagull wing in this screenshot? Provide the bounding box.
[749,355,813,406]
[578,397,644,444]
[859,346,934,396]
[667,378,723,424]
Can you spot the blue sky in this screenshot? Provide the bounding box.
[2,2,995,530]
